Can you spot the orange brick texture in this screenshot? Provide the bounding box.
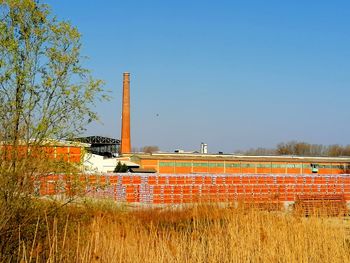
[1,145,82,163]
[120,72,131,154]
[37,174,350,205]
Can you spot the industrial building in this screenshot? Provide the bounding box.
[130,153,350,175]
[4,72,349,175]
[0,139,86,164]
[34,72,350,209]
[116,72,350,175]
[30,72,349,175]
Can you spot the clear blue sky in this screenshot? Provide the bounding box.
[46,0,350,153]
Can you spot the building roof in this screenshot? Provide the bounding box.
[130,167,156,173]
[1,138,90,147]
[131,153,350,163]
[74,136,120,145]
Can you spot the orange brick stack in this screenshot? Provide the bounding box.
[294,194,348,216]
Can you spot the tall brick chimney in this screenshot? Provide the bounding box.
[120,72,131,154]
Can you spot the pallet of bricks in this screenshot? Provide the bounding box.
[121,174,350,208]
[294,194,348,216]
[137,174,286,206]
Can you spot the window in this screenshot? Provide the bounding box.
[193,163,208,167]
[286,164,301,168]
[242,163,255,168]
[175,162,192,167]
[272,164,286,168]
[209,163,224,168]
[332,164,344,169]
[257,163,271,168]
[225,163,240,168]
[159,162,175,167]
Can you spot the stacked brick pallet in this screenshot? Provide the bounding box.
[294,194,348,216]
[37,174,350,206]
[136,174,350,204]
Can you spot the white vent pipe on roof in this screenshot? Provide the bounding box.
[200,143,208,154]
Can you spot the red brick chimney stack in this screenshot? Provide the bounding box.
[120,72,131,154]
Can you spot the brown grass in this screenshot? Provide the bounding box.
[9,201,350,263]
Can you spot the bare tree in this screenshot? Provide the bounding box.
[141,145,160,154]
[241,142,350,157]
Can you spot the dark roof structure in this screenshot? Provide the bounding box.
[74,136,120,157]
[75,136,120,145]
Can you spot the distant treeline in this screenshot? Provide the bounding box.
[239,141,350,157]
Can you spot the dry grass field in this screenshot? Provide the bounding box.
[7,201,350,263]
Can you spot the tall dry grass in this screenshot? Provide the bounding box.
[9,202,350,263]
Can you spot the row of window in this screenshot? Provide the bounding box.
[158,162,349,169]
